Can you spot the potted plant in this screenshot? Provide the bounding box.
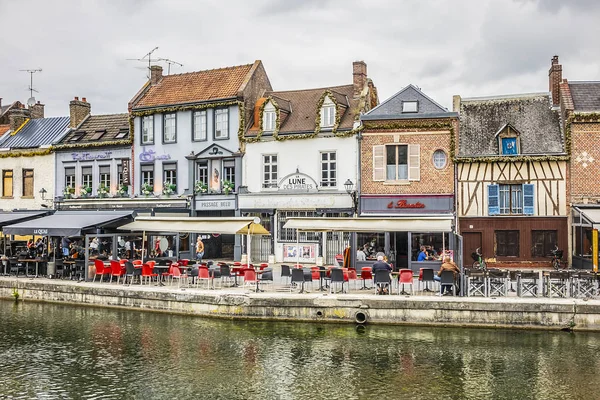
[80,185,92,198]
[97,183,109,198]
[162,181,176,197]
[194,181,208,194]
[117,185,128,197]
[141,182,154,197]
[222,180,235,195]
[63,186,75,199]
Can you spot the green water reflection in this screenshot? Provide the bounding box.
[0,300,599,399]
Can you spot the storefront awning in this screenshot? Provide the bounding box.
[0,211,51,228]
[576,207,600,229]
[118,216,270,235]
[3,211,135,237]
[283,217,454,232]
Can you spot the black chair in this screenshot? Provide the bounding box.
[260,267,274,291]
[74,260,85,280]
[439,270,456,295]
[373,270,391,295]
[9,258,24,277]
[329,268,347,294]
[420,268,435,292]
[280,265,292,284]
[124,261,141,285]
[220,264,234,287]
[290,268,305,293]
[54,259,64,279]
[303,268,313,291]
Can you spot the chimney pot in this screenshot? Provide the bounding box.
[548,55,562,106]
[150,65,163,85]
[29,102,45,119]
[75,96,79,101]
[69,97,91,128]
[82,97,87,102]
[352,60,367,98]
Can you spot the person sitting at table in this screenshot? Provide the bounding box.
[417,246,428,261]
[372,255,392,295]
[356,248,366,261]
[434,256,460,295]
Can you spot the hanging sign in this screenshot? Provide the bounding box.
[121,158,131,186]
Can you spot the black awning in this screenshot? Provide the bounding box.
[0,211,51,228]
[3,211,134,236]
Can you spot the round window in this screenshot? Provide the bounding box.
[433,150,447,169]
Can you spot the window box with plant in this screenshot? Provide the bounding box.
[162,181,176,197]
[194,181,208,195]
[141,182,154,197]
[97,183,109,198]
[222,180,234,195]
[80,185,92,198]
[63,186,75,199]
[117,185,128,197]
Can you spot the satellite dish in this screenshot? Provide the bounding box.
[27,97,36,107]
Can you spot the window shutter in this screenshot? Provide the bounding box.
[408,144,420,181]
[372,145,385,181]
[523,184,535,215]
[488,184,500,216]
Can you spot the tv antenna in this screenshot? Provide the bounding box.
[127,46,160,78]
[19,68,42,104]
[158,58,183,75]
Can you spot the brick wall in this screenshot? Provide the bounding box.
[570,121,600,202]
[361,121,455,195]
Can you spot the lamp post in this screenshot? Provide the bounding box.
[344,179,358,217]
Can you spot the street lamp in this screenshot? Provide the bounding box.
[39,187,47,200]
[344,179,358,217]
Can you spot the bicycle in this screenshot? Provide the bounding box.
[471,247,487,271]
[550,246,567,270]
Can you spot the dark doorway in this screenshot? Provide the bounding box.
[462,232,482,266]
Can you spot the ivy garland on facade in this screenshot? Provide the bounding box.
[455,155,570,163]
[362,120,456,158]
[244,96,281,143]
[0,147,53,158]
[54,139,132,150]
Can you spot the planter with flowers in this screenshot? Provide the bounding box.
[63,186,75,199]
[222,180,235,195]
[194,181,208,195]
[97,183,109,198]
[141,182,154,197]
[117,185,128,198]
[80,185,92,198]
[162,181,176,197]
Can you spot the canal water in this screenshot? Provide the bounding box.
[1,300,599,400]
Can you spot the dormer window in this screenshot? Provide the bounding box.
[320,96,336,128]
[263,102,276,132]
[402,101,418,113]
[495,124,521,155]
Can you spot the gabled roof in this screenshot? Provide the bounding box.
[58,113,129,145]
[362,84,456,120]
[132,62,258,109]
[249,84,358,135]
[0,101,21,118]
[0,116,70,149]
[458,92,563,157]
[568,81,600,112]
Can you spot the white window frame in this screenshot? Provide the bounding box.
[320,96,336,128]
[163,163,177,191]
[196,161,209,185]
[193,110,207,141]
[402,101,418,113]
[99,165,111,188]
[372,144,420,182]
[65,167,75,189]
[320,151,337,187]
[141,115,154,144]
[432,149,447,169]
[223,159,235,190]
[215,108,229,139]
[141,164,154,190]
[262,154,278,189]
[163,113,176,143]
[263,102,276,132]
[81,166,93,188]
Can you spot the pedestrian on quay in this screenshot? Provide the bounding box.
[196,236,205,263]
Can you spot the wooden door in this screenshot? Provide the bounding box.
[462,232,482,266]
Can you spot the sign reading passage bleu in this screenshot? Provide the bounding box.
[195,199,236,210]
[121,158,131,186]
[139,148,171,162]
[277,171,318,192]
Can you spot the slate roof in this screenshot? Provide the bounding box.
[0,116,70,149]
[132,62,256,109]
[59,113,129,145]
[568,81,600,112]
[248,84,358,135]
[362,84,456,120]
[458,93,564,157]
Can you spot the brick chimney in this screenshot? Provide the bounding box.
[69,96,91,128]
[549,55,562,106]
[8,108,29,132]
[150,65,163,85]
[29,101,45,119]
[353,61,367,98]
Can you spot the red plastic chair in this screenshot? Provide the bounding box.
[310,266,321,281]
[398,269,414,295]
[360,267,373,290]
[93,259,110,283]
[347,268,359,290]
[243,269,258,290]
[259,263,269,271]
[178,259,189,266]
[141,263,157,285]
[133,260,143,266]
[197,266,212,289]
[110,260,125,284]
[119,259,127,266]
[171,266,188,287]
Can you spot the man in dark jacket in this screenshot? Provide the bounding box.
[372,255,392,294]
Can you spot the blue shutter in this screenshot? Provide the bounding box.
[523,184,535,215]
[488,184,499,216]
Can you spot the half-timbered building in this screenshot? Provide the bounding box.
[455,92,568,268]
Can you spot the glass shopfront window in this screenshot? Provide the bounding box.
[357,233,386,260]
[411,232,450,261]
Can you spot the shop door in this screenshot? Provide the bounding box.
[250,236,271,263]
[462,232,481,268]
[326,231,350,265]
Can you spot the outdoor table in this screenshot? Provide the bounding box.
[153,265,170,286]
[19,259,44,277]
[316,267,329,291]
[230,266,243,287]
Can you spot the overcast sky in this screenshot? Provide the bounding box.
[1,0,599,117]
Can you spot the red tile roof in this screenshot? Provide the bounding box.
[133,62,256,109]
[0,125,9,135]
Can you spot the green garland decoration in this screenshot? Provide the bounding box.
[244,96,281,143]
[54,139,132,150]
[313,90,342,136]
[0,147,53,158]
[455,155,570,163]
[362,120,456,158]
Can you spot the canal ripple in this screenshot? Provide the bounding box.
[1,300,599,399]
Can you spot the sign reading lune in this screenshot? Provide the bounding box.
[278,170,318,192]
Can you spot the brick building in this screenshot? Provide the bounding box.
[359,84,458,271]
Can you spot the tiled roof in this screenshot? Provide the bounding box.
[363,84,454,120]
[249,84,358,135]
[568,81,600,112]
[132,62,256,109]
[0,125,9,136]
[59,113,129,145]
[458,93,563,157]
[0,116,70,149]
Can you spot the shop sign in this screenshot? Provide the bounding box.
[196,199,236,210]
[33,229,48,235]
[71,151,112,161]
[361,195,453,215]
[121,158,131,186]
[139,148,171,162]
[278,171,318,192]
[388,200,425,209]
